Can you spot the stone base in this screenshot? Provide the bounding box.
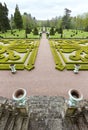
[0,96,88,130]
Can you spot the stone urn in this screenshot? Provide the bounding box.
[73,64,80,74]
[12,88,27,106]
[68,89,83,107]
[10,64,16,74]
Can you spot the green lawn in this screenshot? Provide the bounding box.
[50,29,88,39]
[1,29,88,39]
[0,29,39,39]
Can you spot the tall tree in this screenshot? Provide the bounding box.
[14,5,23,30]
[0,2,10,32]
[10,14,15,30]
[62,8,71,29]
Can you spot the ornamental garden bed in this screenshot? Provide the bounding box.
[0,39,39,70]
[49,39,88,71]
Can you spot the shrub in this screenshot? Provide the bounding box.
[25,27,32,34]
[50,27,55,35]
[33,27,38,35]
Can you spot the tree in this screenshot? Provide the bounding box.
[22,13,38,30]
[0,2,10,32]
[33,27,38,35]
[62,8,71,29]
[50,27,55,35]
[14,5,23,30]
[10,14,15,30]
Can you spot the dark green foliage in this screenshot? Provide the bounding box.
[25,27,32,38]
[0,2,10,32]
[25,27,32,34]
[14,5,23,30]
[50,27,55,35]
[85,26,88,32]
[33,27,38,35]
[46,32,49,38]
[55,27,63,38]
[55,27,63,34]
[62,8,71,29]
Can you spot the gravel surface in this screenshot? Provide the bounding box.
[0,34,88,99]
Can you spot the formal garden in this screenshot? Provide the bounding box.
[1,37,88,71]
[49,39,88,71]
[1,2,88,72]
[0,39,39,70]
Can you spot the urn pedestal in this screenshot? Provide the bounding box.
[12,88,28,115]
[64,89,83,117]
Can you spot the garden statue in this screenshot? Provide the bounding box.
[10,64,16,74]
[73,64,80,74]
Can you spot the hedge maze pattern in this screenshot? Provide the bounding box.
[0,39,39,70]
[50,39,88,70]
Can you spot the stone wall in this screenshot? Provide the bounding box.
[0,96,88,130]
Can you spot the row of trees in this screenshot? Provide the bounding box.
[0,3,38,33]
[11,5,38,31]
[39,8,88,32]
[1,2,88,33]
[0,3,23,32]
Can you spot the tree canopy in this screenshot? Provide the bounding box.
[14,5,23,30]
[0,2,10,32]
[1,2,88,33]
[62,8,72,29]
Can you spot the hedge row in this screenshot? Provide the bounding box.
[25,42,39,70]
[66,63,88,70]
[49,41,65,71]
[0,64,24,70]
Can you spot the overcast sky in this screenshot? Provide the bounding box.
[0,0,88,20]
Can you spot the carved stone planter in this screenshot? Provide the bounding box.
[68,89,83,107]
[12,88,27,105]
[12,88,28,115]
[10,64,16,74]
[63,89,83,117]
[73,64,80,74]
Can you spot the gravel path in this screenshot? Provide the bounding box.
[0,33,88,99]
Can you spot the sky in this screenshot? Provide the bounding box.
[0,0,88,20]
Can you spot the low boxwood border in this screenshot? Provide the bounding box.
[0,64,24,70]
[49,41,65,71]
[25,42,39,70]
[66,62,88,70]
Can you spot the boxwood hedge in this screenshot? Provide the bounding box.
[0,39,39,70]
[50,39,88,71]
